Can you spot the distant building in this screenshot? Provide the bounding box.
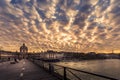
[20,43,28,59]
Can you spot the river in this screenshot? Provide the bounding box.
[56,59,120,80]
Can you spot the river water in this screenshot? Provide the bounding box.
[56,59,120,80]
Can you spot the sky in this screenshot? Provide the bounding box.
[0,0,120,53]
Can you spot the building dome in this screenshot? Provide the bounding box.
[20,43,28,53]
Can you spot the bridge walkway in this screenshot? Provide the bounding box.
[0,59,59,80]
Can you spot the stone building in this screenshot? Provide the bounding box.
[20,43,28,59]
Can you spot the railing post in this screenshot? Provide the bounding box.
[42,62,44,68]
[63,67,67,80]
[49,64,51,73]
[49,64,54,73]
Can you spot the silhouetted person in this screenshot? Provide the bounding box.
[14,57,18,63]
[8,57,10,61]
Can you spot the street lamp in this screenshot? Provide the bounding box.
[0,50,1,60]
[0,49,1,60]
[0,46,3,60]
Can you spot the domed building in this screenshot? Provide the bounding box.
[20,43,28,59]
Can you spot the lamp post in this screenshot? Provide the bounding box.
[0,46,2,60]
[0,49,1,60]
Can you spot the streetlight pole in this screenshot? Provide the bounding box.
[0,49,1,60]
[0,50,1,60]
[0,47,2,60]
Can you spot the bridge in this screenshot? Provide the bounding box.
[0,50,118,80]
[0,59,58,80]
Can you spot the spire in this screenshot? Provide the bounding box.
[23,43,25,46]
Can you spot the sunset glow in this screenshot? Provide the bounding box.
[0,0,120,53]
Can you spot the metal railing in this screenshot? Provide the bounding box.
[30,58,118,80]
[0,56,14,63]
[0,53,17,63]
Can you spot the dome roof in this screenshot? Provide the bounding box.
[20,43,28,50]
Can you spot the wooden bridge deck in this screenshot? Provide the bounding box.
[0,59,59,80]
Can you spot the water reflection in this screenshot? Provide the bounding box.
[56,59,120,79]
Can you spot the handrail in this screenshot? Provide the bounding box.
[0,56,14,63]
[30,59,118,80]
[53,64,118,80]
[67,69,82,80]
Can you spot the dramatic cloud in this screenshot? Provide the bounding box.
[0,0,120,53]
